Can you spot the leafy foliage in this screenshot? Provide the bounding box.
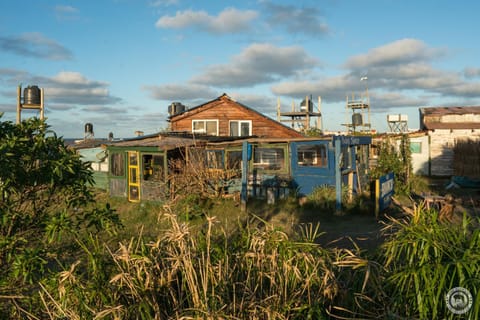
[0,116,122,317]
[371,134,413,194]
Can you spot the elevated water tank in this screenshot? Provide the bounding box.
[23,85,41,105]
[300,98,314,113]
[352,113,363,126]
[85,123,94,135]
[168,102,185,116]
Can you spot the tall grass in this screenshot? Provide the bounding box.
[379,205,480,319]
[38,201,480,319]
[40,207,342,319]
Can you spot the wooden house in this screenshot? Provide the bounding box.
[107,133,203,202]
[168,93,304,138]
[420,106,480,176]
[204,135,372,207]
[105,132,372,209]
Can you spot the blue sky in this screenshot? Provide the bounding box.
[2,0,480,138]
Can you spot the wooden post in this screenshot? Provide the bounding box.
[335,139,342,212]
[348,171,354,202]
[16,85,21,124]
[241,141,249,212]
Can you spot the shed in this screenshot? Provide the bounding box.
[107,133,202,202]
[420,106,480,176]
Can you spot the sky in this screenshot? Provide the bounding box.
[2,0,480,138]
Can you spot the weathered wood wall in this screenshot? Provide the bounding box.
[429,129,480,176]
[170,97,303,138]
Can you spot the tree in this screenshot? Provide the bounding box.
[371,134,412,194]
[0,115,120,316]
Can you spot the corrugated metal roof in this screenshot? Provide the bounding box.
[109,135,199,149]
[420,106,480,115]
[422,122,480,130]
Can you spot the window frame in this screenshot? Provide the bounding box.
[192,119,219,136]
[229,120,252,137]
[297,144,328,167]
[252,144,287,172]
[110,152,125,177]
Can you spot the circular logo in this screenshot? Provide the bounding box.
[445,287,473,315]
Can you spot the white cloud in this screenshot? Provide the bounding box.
[193,43,319,87]
[344,38,446,69]
[143,83,219,102]
[463,67,480,78]
[155,7,258,34]
[263,2,329,36]
[0,32,73,61]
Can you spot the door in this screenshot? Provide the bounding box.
[290,141,334,196]
[128,151,140,202]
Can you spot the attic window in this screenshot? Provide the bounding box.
[230,120,252,137]
[192,120,218,136]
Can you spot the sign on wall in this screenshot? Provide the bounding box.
[375,172,394,218]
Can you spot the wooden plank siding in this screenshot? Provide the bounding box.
[170,94,304,138]
[429,129,480,176]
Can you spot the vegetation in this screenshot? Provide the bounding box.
[0,116,122,317]
[1,117,478,319]
[371,134,413,194]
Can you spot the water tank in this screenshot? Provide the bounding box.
[168,102,185,116]
[300,98,313,113]
[23,85,41,105]
[85,123,94,134]
[352,113,363,126]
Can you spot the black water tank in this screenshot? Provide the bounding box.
[24,85,41,105]
[85,123,94,134]
[300,98,313,112]
[352,113,363,126]
[168,102,185,116]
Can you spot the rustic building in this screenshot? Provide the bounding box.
[168,93,304,138]
[420,106,480,176]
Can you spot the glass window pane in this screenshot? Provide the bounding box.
[254,147,285,170]
[206,150,224,169]
[227,150,242,170]
[410,142,422,153]
[230,121,239,136]
[240,122,250,136]
[206,121,217,135]
[129,186,139,201]
[129,153,138,165]
[110,153,125,176]
[298,144,327,167]
[130,168,138,183]
[193,121,205,132]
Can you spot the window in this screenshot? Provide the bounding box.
[142,154,165,181]
[226,150,242,170]
[192,120,218,136]
[229,120,252,137]
[253,147,285,171]
[410,142,422,154]
[206,150,224,169]
[110,152,125,176]
[297,144,327,167]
